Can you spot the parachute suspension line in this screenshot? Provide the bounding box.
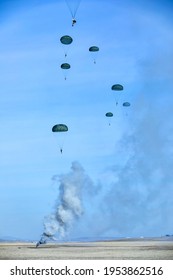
[65,0,71,15]
[62,45,68,58]
[52,124,68,154]
[65,0,81,21]
[59,134,67,153]
[73,0,81,18]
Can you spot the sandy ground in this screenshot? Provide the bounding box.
[0,239,173,260]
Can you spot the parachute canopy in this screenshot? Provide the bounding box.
[123,102,131,107]
[111,84,123,91]
[60,35,73,45]
[61,63,71,69]
[52,124,68,132]
[105,112,113,117]
[89,46,99,52]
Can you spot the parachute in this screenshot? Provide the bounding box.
[105,112,113,117]
[52,124,68,132]
[89,46,99,64]
[89,46,99,52]
[60,35,73,45]
[65,0,81,26]
[52,124,68,154]
[61,63,71,70]
[60,63,71,80]
[105,112,113,126]
[123,102,130,107]
[60,35,73,57]
[111,84,123,91]
[59,36,72,78]
[111,84,124,105]
[123,102,131,116]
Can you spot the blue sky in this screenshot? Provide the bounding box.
[0,0,173,241]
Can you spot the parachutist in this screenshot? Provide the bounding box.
[60,148,63,154]
[72,19,76,26]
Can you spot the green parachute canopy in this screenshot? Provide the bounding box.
[111,84,123,91]
[89,46,99,52]
[61,63,71,69]
[105,112,113,117]
[52,124,68,132]
[123,102,131,107]
[60,35,73,45]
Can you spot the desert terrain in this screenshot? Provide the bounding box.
[0,238,173,260]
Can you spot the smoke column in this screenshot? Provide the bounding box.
[37,161,94,245]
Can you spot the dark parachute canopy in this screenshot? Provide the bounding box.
[61,63,71,69]
[52,124,68,132]
[111,84,123,91]
[105,112,113,117]
[60,35,73,45]
[123,102,131,107]
[89,46,99,52]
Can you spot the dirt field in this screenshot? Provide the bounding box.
[0,239,173,260]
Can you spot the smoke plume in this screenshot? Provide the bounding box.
[75,102,173,238]
[38,161,94,244]
[38,101,173,244]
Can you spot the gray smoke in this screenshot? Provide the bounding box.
[38,161,94,244]
[74,101,173,238]
[38,101,173,243]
